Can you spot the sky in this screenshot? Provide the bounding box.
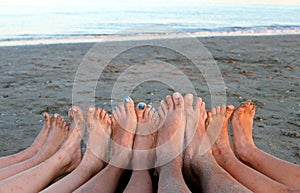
[0,0,299,6]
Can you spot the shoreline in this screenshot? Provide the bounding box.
[0,34,299,165]
[1,31,300,47]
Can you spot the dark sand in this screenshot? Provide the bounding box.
[0,35,299,164]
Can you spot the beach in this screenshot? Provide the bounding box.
[0,34,299,165]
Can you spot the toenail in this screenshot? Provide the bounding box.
[147,104,152,108]
[138,103,145,110]
[89,106,95,112]
[186,94,193,99]
[174,93,180,99]
[124,96,130,103]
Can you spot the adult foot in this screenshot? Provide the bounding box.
[85,106,111,167]
[110,96,136,168]
[184,94,208,162]
[55,106,85,174]
[31,113,70,162]
[30,113,52,153]
[131,103,159,170]
[156,93,191,193]
[156,92,185,168]
[209,105,235,163]
[185,101,252,193]
[0,113,70,181]
[231,100,256,161]
[208,104,293,193]
[183,94,207,189]
[40,107,102,193]
[0,113,52,170]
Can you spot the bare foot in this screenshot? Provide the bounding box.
[0,113,70,181]
[156,93,191,193]
[0,113,51,169]
[30,113,52,152]
[86,106,111,165]
[183,94,207,189]
[131,103,159,170]
[185,101,251,193]
[55,106,85,174]
[110,96,136,168]
[156,92,185,168]
[209,105,235,163]
[231,100,256,161]
[39,107,101,193]
[31,113,70,162]
[184,94,208,161]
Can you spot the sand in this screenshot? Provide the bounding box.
[0,35,299,165]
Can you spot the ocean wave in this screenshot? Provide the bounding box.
[1,25,300,43]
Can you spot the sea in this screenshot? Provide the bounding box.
[1,1,300,45]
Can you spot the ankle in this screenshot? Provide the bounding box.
[212,146,235,164]
[15,146,38,159]
[157,156,183,175]
[80,149,105,170]
[194,150,214,161]
[236,145,257,162]
[132,169,151,177]
[212,144,232,158]
[132,152,155,169]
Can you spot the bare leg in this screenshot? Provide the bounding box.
[211,105,295,193]
[74,96,136,193]
[41,106,111,193]
[156,93,191,193]
[0,113,51,169]
[0,107,84,193]
[232,100,300,189]
[124,103,159,193]
[0,114,69,181]
[183,94,251,193]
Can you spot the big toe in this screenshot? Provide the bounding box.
[51,113,59,127]
[72,106,84,119]
[236,102,248,114]
[173,92,184,109]
[69,106,85,130]
[165,95,174,110]
[247,101,256,113]
[87,106,96,120]
[220,105,227,115]
[136,102,146,121]
[43,112,51,122]
[226,105,235,119]
[43,112,52,128]
[184,93,194,112]
[124,96,136,118]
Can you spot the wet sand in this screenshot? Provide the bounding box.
[0,35,299,164]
